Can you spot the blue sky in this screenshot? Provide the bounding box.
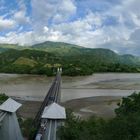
[0,0,140,55]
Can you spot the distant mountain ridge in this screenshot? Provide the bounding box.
[31,41,83,48]
[0,41,140,76]
[0,41,139,56]
[30,41,84,56]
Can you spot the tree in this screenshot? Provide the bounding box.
[58,92,140,140]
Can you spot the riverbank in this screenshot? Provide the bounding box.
[61,96,121,119]
[17,96,121,119]
[1,73,139,119]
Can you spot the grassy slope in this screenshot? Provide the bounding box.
[13,57,38,67]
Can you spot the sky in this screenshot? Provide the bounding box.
[0,0,140,55]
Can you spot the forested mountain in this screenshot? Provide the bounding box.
[0,41,140,76]
[30,41,88,57]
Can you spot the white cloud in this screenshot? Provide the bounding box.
[31,0,76,28]
[14,10,30,24]
[30,0,139,51]
[0,31,34,45]
[13,0,30,25]
[129,28,140,43]
[52,0,76,23]
[0,0,30,32]
[43,26,49,33]
[0,0,140,55]
[0,17,16,31]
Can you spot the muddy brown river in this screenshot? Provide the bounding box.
[0,73,140,102]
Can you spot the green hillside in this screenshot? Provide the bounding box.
[0,49,57,75]
[120,54,140,66]
[30,41,140,66]
[0,44,19,48]
[30,41,83,56]
[0,41,140,76]
[31,41,82,49]
[0,47,9,53]
[0,44,26,54]
[13,57,38,67]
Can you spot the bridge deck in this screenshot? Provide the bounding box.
[35,72,63,140]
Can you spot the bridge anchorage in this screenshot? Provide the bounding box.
[0,98,23,140]
[35,68,66,140]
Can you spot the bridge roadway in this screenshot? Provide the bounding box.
[35,72,62,140]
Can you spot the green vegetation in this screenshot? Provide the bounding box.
[13,57,37,67]
[31,41,83,56]
[0,93,8,104]
[58,92,140,140]
[0,41,140,76]
[0,44,22,53]
[18,117,36,140]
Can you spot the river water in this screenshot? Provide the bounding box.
[0,73,140,102]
